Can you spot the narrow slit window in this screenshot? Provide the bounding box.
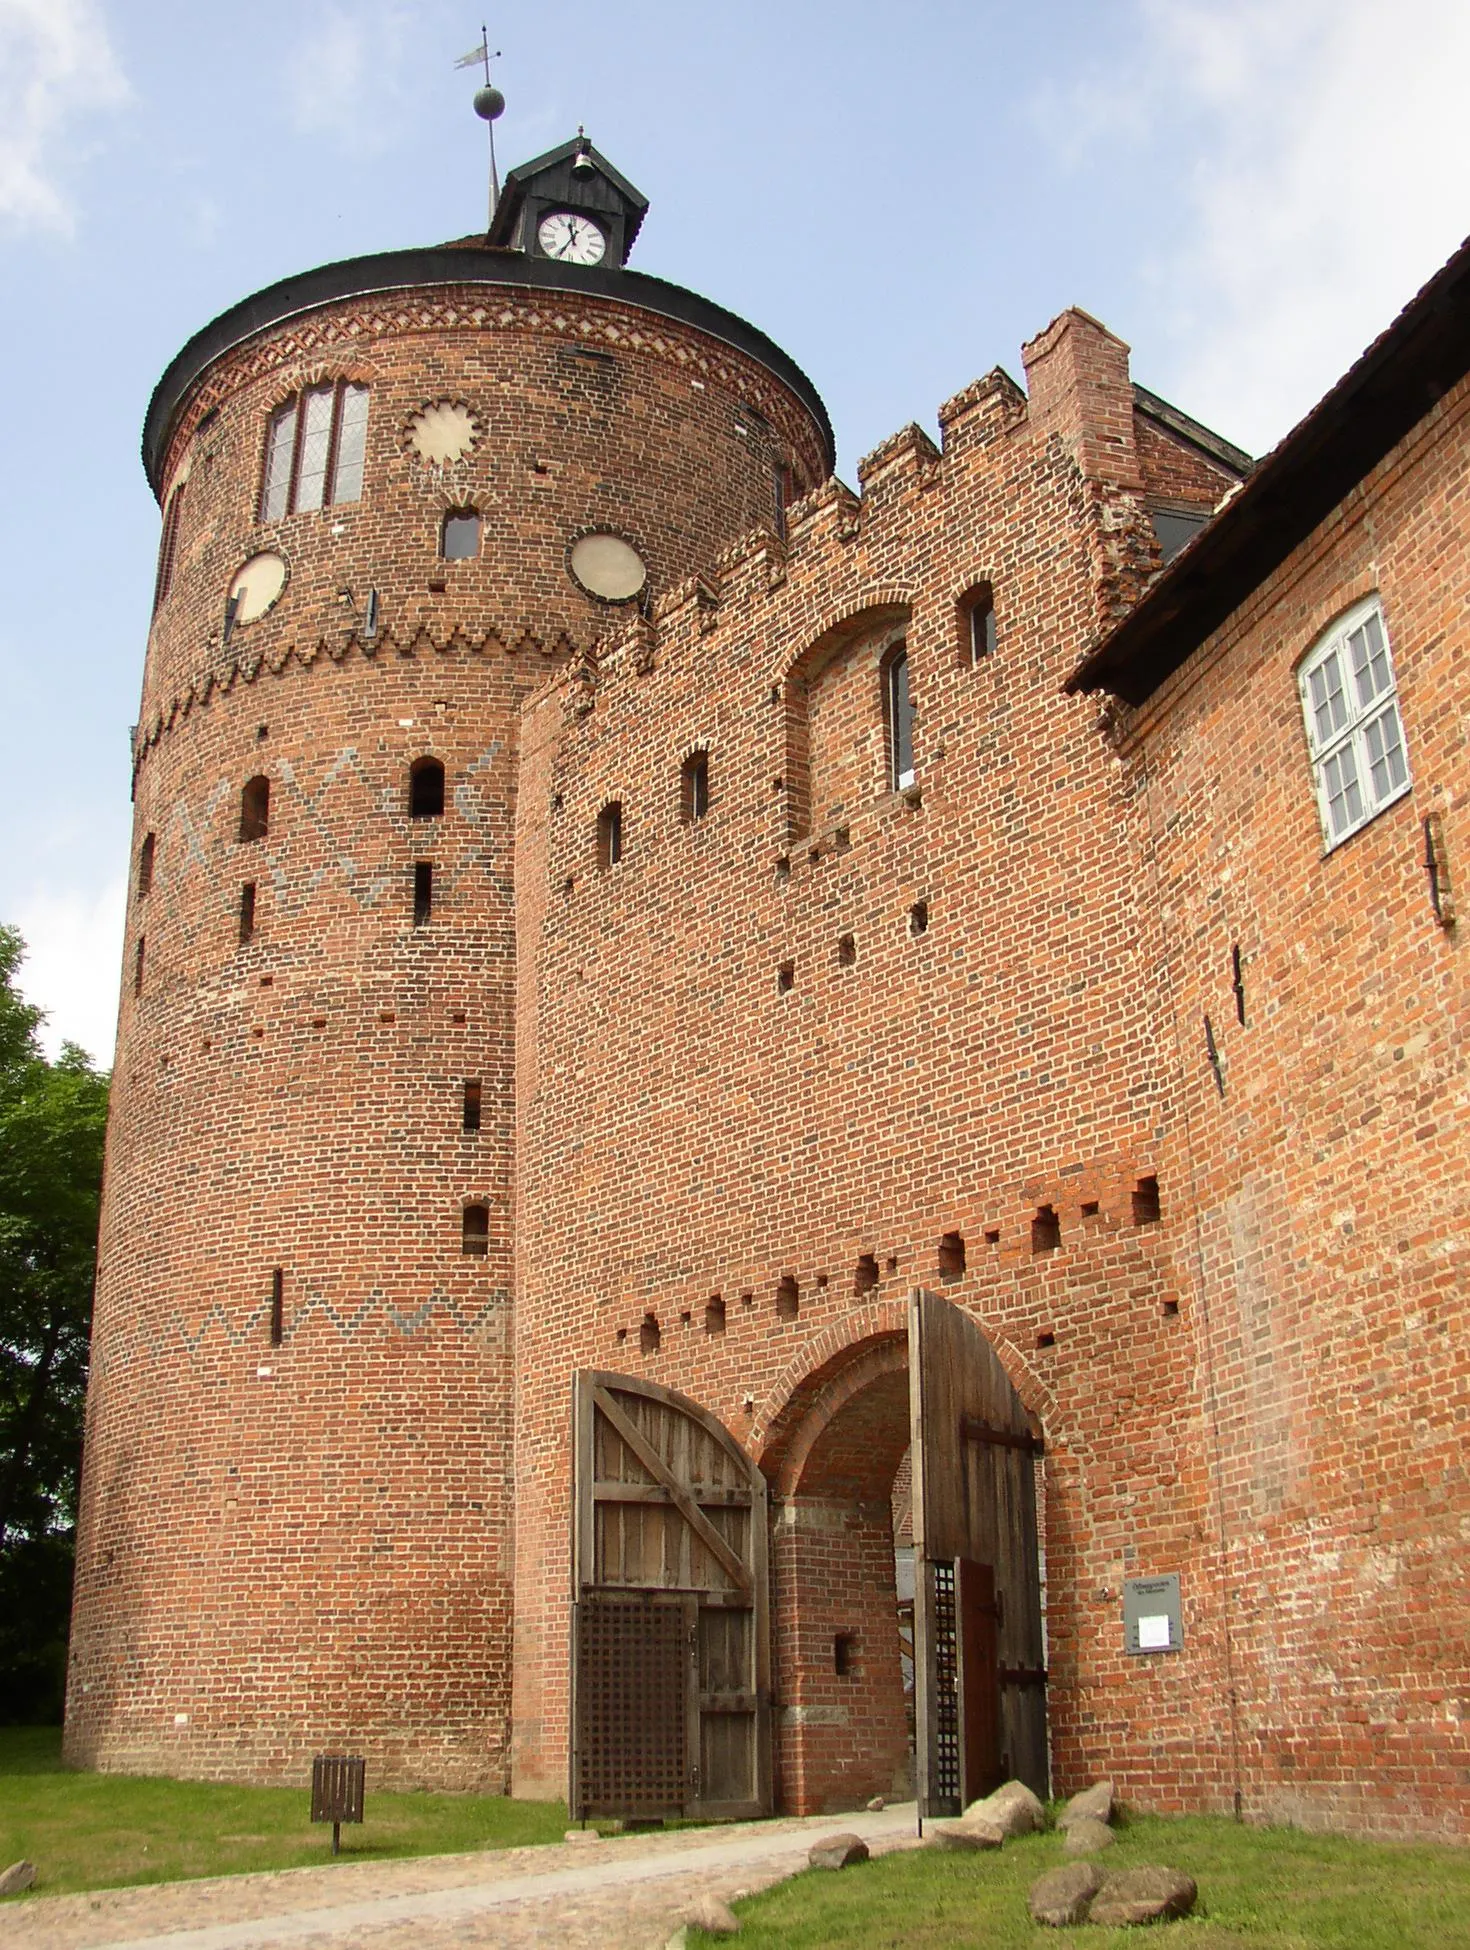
[885,642,915,790]
[833,1633,856,1676]
[133,935,145,996]
[705,1295,726,1335]
[269,1269,284,1346]
[854,1253,879,1294]
[461,1203,490,1256]
[152,484,185,614]
[961,584,996,665]
[462,1079,482,1132]
[1132,1176,1162,1226]
[240,776,270,843]
[441,509,481,560]
[639,1312,661,1355]
[137,832,156,898]
[410,756,446,818]
[680,750,710,823]
[596,802,623,870]
[776,1275,800,1319]
[238,882,257,946]
[413,862,433,926]
[909,899,929,936]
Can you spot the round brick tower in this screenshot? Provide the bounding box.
[66,137,832,1787]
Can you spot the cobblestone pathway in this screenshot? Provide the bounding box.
[1,1804,922,1950]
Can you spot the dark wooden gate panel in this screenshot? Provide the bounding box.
[910,1290,1048,1815]
[958,1558,1003,1802]
[572,1373,770,1822]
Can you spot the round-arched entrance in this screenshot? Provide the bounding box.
[761,1295,1048,1818]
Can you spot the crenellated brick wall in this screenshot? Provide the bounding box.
[71,223,1469,1845]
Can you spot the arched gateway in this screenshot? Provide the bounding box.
[570,1294,1046,1821]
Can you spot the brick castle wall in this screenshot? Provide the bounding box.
[69,232,1469,1844]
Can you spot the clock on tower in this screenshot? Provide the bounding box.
[488,131,649,269]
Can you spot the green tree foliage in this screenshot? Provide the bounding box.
[0,927,109,1722]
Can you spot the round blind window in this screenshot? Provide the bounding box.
[228,552,288,624]
[569,533,647,603]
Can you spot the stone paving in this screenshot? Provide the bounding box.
[1,1804,923,1950]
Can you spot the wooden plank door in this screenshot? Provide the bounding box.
[909,1290,1048,1816]
[570,1373,770,1822]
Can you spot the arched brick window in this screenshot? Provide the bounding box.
[461,1203,490,1256]
[259,381,369,520]
[410,756,445,819]
[883,641,914,791]
[680,750,710,823]
[240,776,270,843]
[441,509,481,560]
[958,581,996,666]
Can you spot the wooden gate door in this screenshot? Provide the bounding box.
[570,1373,770,1823]
[909,1290,1048,1816]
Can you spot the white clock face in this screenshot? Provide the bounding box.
[538,211,607,266]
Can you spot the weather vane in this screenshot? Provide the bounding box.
[455,27,505,230]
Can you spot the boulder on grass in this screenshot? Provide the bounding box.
[808,1832,869,1870]
[0,1862,36,1898]
[963,1779,1045,1836]
[1057,1781,1114,1829]
[1089,1866,1197,1926]
[1029,1862,1105,1927]
[928,1818,1004,1851]
[686,1892,741,1935]
[1062,1817,1114,1855]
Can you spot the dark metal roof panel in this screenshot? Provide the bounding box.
[1068,232,1470,706]
[142,247,834,495]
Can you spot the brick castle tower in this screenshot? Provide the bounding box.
[66,137,830,1787]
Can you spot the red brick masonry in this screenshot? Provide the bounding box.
[68,244,1468,1843]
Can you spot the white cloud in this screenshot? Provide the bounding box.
[0,0,128,235]
[11,875,125,1068]
[1059,0,1470,454]
[283,2,425,156]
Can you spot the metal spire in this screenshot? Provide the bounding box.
[458,27,505,228]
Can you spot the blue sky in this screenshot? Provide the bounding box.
[2,0,1467,1061]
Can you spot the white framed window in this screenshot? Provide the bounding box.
[1298,596,1411,850]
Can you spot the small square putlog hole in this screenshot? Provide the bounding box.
[1032,1206,1061,1254]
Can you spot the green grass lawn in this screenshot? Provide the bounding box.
[692,1813,1470,1950]
[0,1726,572,1899]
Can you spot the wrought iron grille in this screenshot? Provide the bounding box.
[930,1559,962,1813]
[573,1597,691,1820]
